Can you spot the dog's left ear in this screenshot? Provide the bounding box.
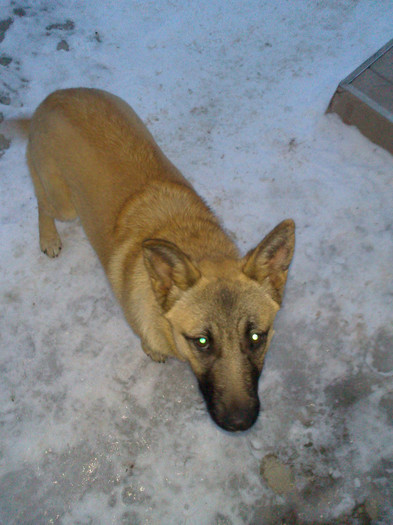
[242,219,295,305]
[143,239,201,311]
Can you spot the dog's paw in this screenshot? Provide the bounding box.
[142,342,167,363]
[40,235,62,258]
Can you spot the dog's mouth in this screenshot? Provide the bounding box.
[198,377,260,432]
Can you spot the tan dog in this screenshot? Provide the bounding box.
[27,88,295,431]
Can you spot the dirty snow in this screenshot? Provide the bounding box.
[1,1,393,523]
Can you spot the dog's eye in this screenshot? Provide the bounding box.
[248,330,267,350]
[184,333,212,351]
[193,336,210,350]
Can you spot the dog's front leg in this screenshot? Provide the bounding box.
[141,341,168,363]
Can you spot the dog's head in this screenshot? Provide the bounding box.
[143,219,295,432]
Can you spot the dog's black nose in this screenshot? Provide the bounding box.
[220,399,260,432]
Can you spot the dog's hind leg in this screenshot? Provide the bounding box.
[27,145,77,257]
[37,205,63,258]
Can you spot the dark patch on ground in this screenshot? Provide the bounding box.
[248,503,297,525]
[0,11,29,108]
[329,502,375,525]
[0,441,118,523]
[0,134,11,157]
[46,19,75,31]
[121,511,142,525]
[0,92,11,105]
[0,18,13,43]
[249,500,376,524]
[369,327,393,374]
[121,483,150,504]
[379,391,393,425]
[57,39,69,51]
[301,473,338,504]
[0,55,12,66]
[324,372,372,408]
[13,8,26,18]
[213,512,234,525]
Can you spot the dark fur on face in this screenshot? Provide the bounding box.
[198,358,261,432]
[184,284,270,432]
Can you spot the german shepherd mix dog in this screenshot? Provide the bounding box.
[27,88,295,432]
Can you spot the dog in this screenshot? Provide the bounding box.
[26,88,295,431]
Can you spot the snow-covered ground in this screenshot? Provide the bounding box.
[1,1,393,523]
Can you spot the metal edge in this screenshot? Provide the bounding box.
[339,38,393,86]
[343,83,393,124]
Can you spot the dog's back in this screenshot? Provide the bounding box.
[27,88,196,264]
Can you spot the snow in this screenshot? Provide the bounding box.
[1,1,393,523]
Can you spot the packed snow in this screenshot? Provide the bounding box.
[1,1,392,523]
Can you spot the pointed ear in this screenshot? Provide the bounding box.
[142,239,201,311]
[242,219,295,305]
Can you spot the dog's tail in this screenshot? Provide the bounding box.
[0,117,30,156]
[2,117,31,139]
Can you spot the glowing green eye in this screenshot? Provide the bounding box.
[251,332,260,342]
[194,336,210,350]
[249,329,267,349]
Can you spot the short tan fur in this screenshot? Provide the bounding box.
[27,88,295,431]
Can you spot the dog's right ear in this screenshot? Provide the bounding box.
[142,239,201,311]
